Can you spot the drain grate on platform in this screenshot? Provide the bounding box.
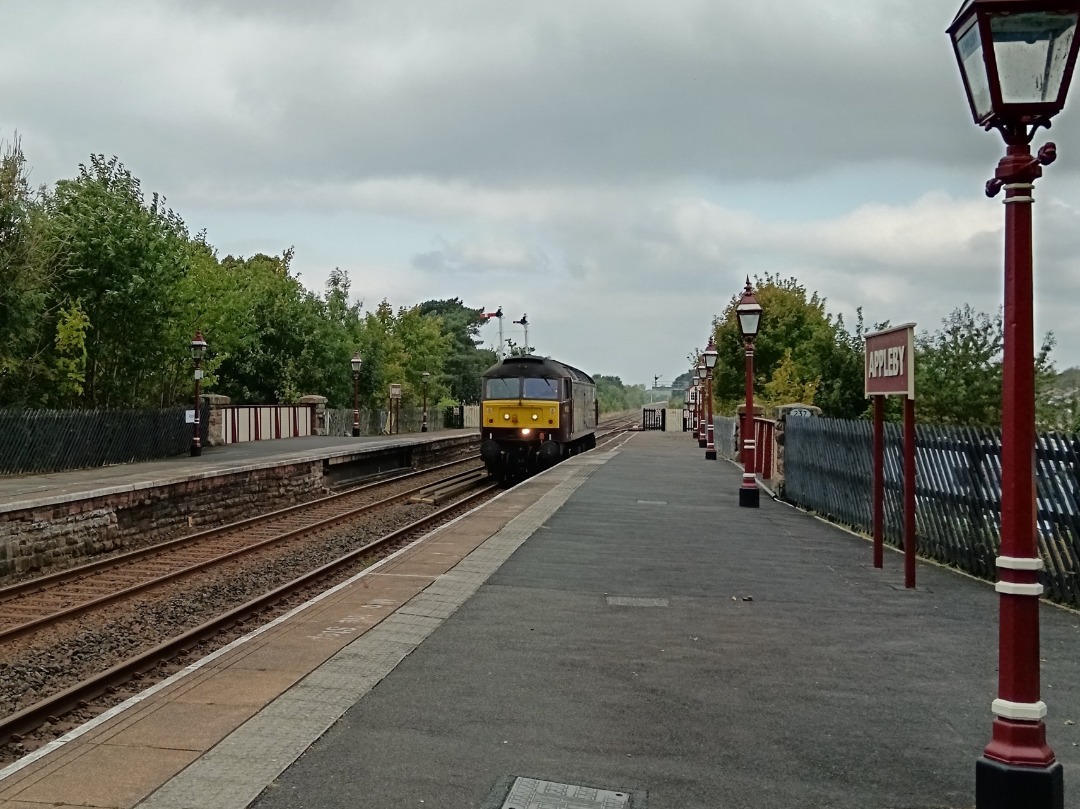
[498,777,635,808]
[606,596,669,607]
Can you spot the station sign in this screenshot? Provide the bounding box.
[864,323,915,399]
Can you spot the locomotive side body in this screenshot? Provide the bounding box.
[479,355,598,480]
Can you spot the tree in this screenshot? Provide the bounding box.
[912,304,1055,428]
[710,275,864,419]
[762,348,819,406]
[594,374,646,413]
[417,298,492,403]
[1037,367,1080,433]
[44,155,192,407]
[0,136,54,406]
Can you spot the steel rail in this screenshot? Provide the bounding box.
[0,457,479,603]
[0,464,488,643]
[0,483,499,743]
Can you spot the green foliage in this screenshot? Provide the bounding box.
[417,298,491,403]
[913,305,1004,426]
[44,155,192,407]
[595,374,646,413]
[763,348,819,406]
[0,136,54,405]
[53,300,91,405]
[905,305,1054,428]
[1036,365,1078,433]
[0,141,566,416]
[710,275,864,419]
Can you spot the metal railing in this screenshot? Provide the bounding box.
[0,407,207,476]
[783,416,1080,606]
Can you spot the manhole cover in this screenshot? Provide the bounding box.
[501,778,630,808]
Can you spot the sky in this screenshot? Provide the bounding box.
[5,0,1080,388]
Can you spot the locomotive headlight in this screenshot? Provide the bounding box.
[521,428,531,435]
[531,414,539,421]
[503,413,510,420]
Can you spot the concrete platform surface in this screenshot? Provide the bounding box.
[156,431,1080,808]
[3,429,1077,808]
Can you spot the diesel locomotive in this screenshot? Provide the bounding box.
[479,355,599,480]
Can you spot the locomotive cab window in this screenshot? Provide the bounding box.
[522,378,560,400]
[485,378,519,399]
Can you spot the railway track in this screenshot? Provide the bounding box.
[0,458,486,644]
[0,461,498,751]
[0,481,500,750]
[0,421,635,759]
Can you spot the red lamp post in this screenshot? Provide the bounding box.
[351,352,363,437]
[947,2,1080,806]
[696,360,708,448]
[189,332,207,457]
[703,337,718,460]
[736,279,762,508]
[421,371,430,433]
[690,368,699,440]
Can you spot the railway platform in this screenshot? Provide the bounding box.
[0,430,478,514]
[1,429,1079,808]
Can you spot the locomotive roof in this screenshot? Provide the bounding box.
[482,355,594,384]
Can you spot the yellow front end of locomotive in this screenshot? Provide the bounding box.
[483,399,560,434]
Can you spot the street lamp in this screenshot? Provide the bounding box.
[948,2,1080,806]
[189,331,207,457]
[689,368,698,439]
[703,337,718,460]
[421,371,430,433]
[736,278,762,508]
[351,352,362,437]
[696,360,707,448]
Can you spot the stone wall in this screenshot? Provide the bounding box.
[0,433,480,584]
[0,461,325,582]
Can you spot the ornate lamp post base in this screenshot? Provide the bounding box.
[705,448,716,460]
[739,484,759,508]
[976,757,1063,809]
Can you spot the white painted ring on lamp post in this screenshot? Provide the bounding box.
[996,556,1044,571]
[994,581,1044,596]
[992,698,1047,721]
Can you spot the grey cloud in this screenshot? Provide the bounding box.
[1,0,1013,197]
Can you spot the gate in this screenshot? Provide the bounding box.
[642,408,666,431]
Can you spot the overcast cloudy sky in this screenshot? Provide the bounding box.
[5,0,1080,386]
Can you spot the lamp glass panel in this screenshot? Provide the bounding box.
[991,11,1078,104]
[737,310,761,337]
[956,20,995,120]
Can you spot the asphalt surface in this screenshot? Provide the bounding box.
[243,430,1080,809]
